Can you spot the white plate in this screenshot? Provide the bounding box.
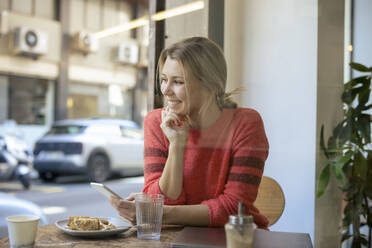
[55,217,132,237]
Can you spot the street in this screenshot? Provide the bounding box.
[0,176,144,229]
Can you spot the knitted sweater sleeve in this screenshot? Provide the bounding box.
[142,109,187,205]
[201,109,269,229]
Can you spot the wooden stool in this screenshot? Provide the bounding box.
[254,176,285,226]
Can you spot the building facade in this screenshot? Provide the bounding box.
[0,0,149,145]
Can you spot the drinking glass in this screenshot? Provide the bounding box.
[135,193,164,240]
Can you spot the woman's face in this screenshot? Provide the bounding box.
[160,57,204,116]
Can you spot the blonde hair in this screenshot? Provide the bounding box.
[157,37,238,112]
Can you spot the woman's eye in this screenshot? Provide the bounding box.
[174,80,184,85]
[160,78,167,84]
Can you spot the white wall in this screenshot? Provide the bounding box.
[353,0,372,114]
[353,0,372,67]
[225,0,317,242]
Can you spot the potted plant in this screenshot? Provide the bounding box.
[317,62,372,248]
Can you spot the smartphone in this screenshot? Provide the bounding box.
[90,182,123,199]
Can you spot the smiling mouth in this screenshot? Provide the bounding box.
[167,100,181,108]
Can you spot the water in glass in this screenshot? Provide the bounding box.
[135,194,163,240]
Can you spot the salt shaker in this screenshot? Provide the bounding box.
[224,201,256,248]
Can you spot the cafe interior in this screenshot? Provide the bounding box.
[0,0,371,247]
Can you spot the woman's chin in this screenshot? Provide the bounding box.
[169,108,186,116]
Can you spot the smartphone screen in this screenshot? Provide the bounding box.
[90,182,123,199]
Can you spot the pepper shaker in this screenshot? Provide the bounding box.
[224,201,256,248]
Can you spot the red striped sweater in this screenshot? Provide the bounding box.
[142,108,269,229]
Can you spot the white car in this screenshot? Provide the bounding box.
[33,118,144,182]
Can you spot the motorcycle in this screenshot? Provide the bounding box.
[0,135,33,189]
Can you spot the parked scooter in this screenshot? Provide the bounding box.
[0,135,33,189]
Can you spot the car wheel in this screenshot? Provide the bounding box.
[39,172,56,182]
[88,153,110,182]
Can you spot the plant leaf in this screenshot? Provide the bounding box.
[355,152,368,180]
[368,206,372,227]
[351,237,361,248]
[341,233,352,242]
[339,123,352,143]
[366,179,372,199]
[360,236,368,245]
[332,153,352,185]
[343,202,353,226]
[350,62,371,72]
[327,135,337,155]
[317,163,331,197]
[332,120,345,139]
[366,152,372,198]
[342,83,367,105]
[357,87,371,108]
[344,76,368,91]
[363,104,372,110]
[332,163,346,185]
[336,151,353,164]
[358,114,371,144]
[342,89,358,104]
[320,125,329,159]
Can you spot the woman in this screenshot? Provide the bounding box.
[110,37,269,229]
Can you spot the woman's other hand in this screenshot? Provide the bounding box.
[110,194,138,226]
[161,107,190,144]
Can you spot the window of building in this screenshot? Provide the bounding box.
[8,76,53,125]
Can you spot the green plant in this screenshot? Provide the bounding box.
[317,62,372,248]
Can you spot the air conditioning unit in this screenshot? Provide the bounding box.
[10,27,48,57]
[72,31,99,54]
[116,43,139,65]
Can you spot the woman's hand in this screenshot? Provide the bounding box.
[109,193,139,226]
[161,108,190,144]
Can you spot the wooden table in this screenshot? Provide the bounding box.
[0,224,181,248]
[0,224,313,248]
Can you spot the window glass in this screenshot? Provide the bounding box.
[8,76,51,125]
[47,125,85,135]
[66,1,149,127]
[67,84,134,121]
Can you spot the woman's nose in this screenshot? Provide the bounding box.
[161,82,173,95]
